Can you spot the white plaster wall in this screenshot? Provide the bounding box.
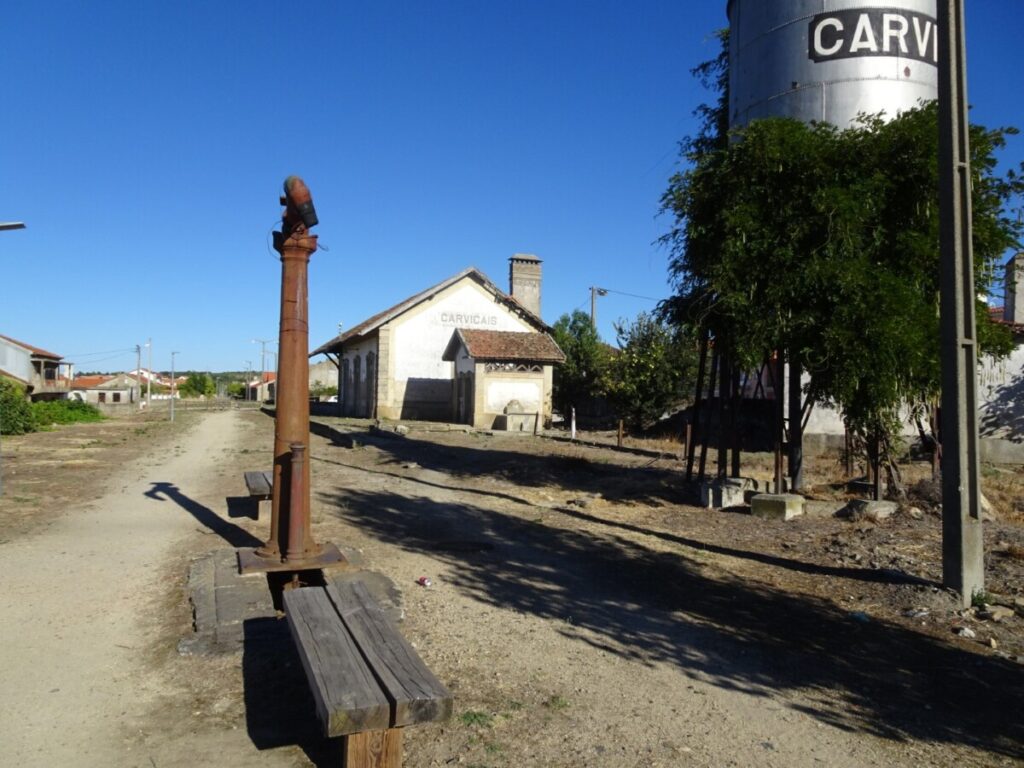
[800,348,1024,441]
[485,379,542,414]
[0,338,32,383]
[978,345,1024,439]
[454,349,475,376]
[392,281,532,383]
[341,337,379,383]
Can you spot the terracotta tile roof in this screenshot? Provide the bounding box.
[0,334,63,360]
[444,329,565,363]
[71,375,114,389]
[311,267,548,356]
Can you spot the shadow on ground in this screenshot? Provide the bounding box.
[309,419,691,506]
[241,618,341,767]
[317,478,1024,761]
[145,482,263,548]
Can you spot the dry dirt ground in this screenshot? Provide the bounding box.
[0,408,1022,767]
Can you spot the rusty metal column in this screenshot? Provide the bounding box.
[271,230,318,559]
[239,176,343,575]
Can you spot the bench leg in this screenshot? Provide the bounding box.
[342,728,401,768]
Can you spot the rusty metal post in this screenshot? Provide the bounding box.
[239,176,343,575]
[285,442,310,561]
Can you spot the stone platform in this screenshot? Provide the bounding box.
[178,548,402,655]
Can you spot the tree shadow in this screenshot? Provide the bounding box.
[319,485,1024,760]
[309,419,691,506]
[145,482,263,548]
[980,366,1024,442]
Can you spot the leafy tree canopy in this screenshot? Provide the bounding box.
[177,372,215,398]
[551,309,610,415]
[660,103,1023,439]
[605,312,698,431]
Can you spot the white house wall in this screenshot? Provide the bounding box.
[0,337,33,384]
[381,279,535,420]
[485,378,542,414]
[797,348,1024,461]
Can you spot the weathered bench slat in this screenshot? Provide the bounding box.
[283,588,391,737]
[327,581,454,728]
[244,470,273,498]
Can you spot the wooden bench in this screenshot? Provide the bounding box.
[243,470,273,518]
[283,580,452,768]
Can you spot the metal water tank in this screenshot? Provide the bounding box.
[727,0,939,129]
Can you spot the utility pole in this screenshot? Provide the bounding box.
[252,338,274,402]
[146,338,152,409]
[135,344,143,410]
[0,221,25,496]
[938,0,984,606]
[170,351,179,422]
[244,361,252,402]
[589,286,607,329]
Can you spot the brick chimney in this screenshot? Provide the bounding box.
[1005,252,1024,323]
[509,253,542,319]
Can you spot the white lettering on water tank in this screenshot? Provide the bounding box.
[813,18,844,58]
[808,9,938,66]
[882,13,910,54]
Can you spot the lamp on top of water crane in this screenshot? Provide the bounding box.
[283,176,318,230]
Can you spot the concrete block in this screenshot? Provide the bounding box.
[750,493,805,521]
[700,477,757,508]
[845,499,898,522]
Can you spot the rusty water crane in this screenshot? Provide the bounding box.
[238,177,343,574]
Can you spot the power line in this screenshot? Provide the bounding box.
[600,288,659,302]
[65,347,136,358]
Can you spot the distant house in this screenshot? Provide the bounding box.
[69,373,141,405]
[0,334,73,400]
[250,372,277,402]
[311,255,564,427]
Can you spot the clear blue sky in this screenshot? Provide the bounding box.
[2,2,1022,373]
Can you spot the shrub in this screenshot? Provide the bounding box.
[0,378,35,434]
[31,399,104,426]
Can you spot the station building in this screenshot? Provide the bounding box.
[311,254,564,428]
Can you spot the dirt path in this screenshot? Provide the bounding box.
[1,411,1021,767]
[0,410,252,767]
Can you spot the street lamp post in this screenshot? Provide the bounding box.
[252,338,274,403]
[170,351,179,422]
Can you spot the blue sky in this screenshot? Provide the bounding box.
[2,2,1022,373]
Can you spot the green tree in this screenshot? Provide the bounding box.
[177,372,215,398]
[605,313,697,430]
[0,378,35,435]
[550,309,610,416]
[660,104,1023,448]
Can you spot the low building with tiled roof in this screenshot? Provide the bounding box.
[69,373,141,406]
[0,334,73,400]
[311,255,563,426]
[442,329,565,429]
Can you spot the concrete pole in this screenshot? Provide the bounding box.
[170,351,178,422]
[146,338,152,408]
[938,0,984,606]
[135,344,142,409]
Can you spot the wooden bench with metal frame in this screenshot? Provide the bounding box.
[243,470,273,517]
[283,580,452,768]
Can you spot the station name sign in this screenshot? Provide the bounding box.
[808,8,939,65]
[438,311,498,328]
